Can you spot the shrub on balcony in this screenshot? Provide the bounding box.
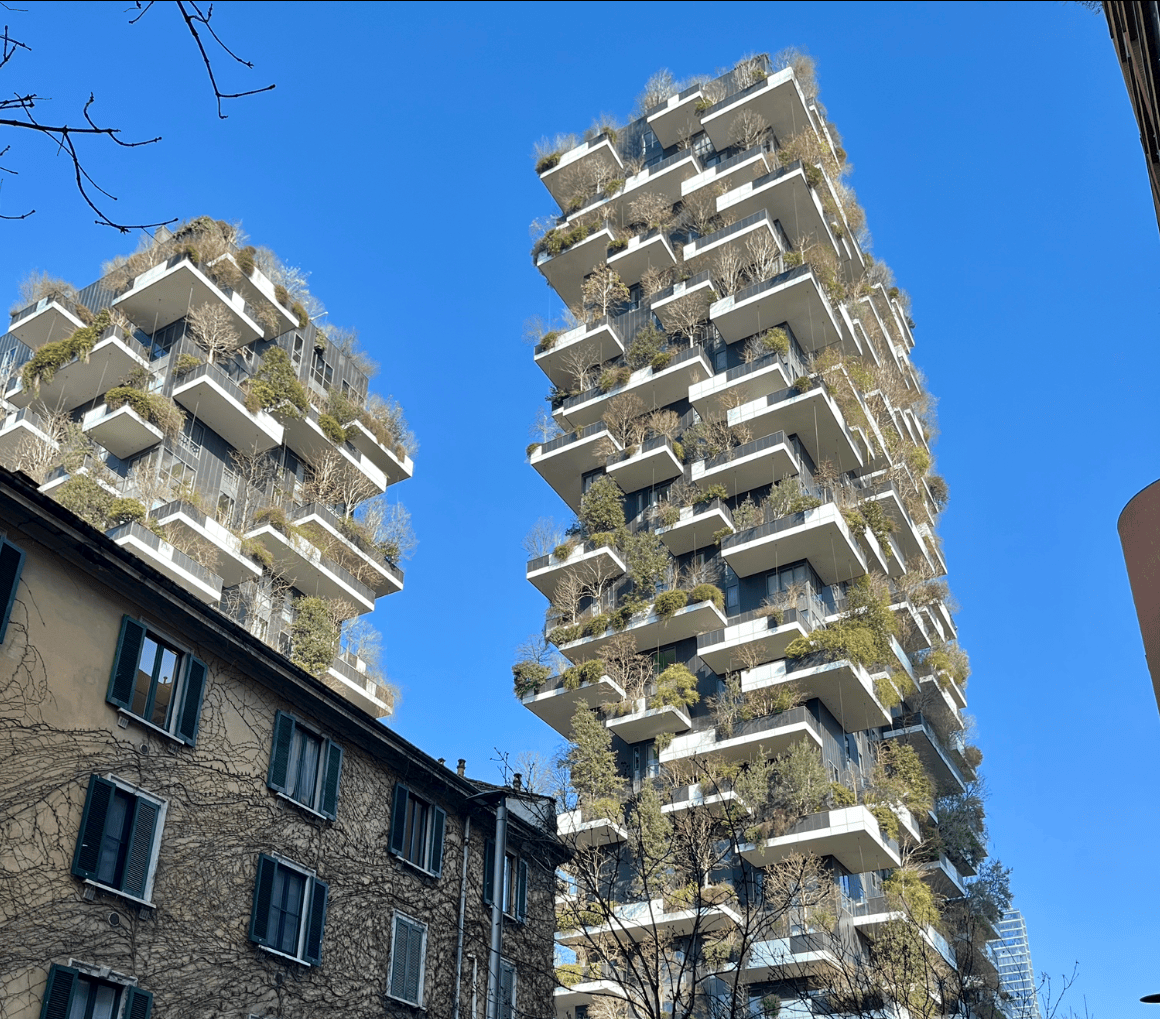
[245,346,309,417]
[873,675,902,708]
[758,327,789,356]
[693,483,728,505]
[53,475,144,532]
[607,236,628,255]
[650,351,673,372]
[583,614,610,638]
[658,503,681,527]
[599,364,632,392]
[240,537,274,571]
[562,659,604,691]
[689,583,724,611]
[536,330,562,352]
[962,745,983,770]
[289,596,340,679]
[907,445,931,475]
[869,804,900,843]
[587,530,616,549]
[21,308,111,395]
[580,475,625,533]
[792,375,813,394]
[883,868,940,927]
[535,152,561,174]
[552,540,577,560]
[525,441,540,458]
[927,473,949,508]
[828,782,856,808]
[104,387,184,439]
[654,589,688,620]
[555,964,583,988]
[318,412,351,444]
[292,302,309,328]
[174,353,204,376]
[626,323,667,370]
[548,624,582,647]
[251,504,302,540]
[512,660,551,698]
[651,663,698,710]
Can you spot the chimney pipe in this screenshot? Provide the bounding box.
[457,758,466,777]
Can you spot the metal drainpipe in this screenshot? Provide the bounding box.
[485,795,508,1019]
[452,815,472,1019]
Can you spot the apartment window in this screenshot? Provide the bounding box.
[483,840,528,922]
[105,616,208,746]
[291,333,305,367]
[38,965,153,1019]
[266,711,344,820]
[389,784,446,876]
[70,774,166,903]
[652,647,678,675]
[0,536,25,644]
[248,854,328,965]
[387,912,427,1006]
[498,959,517,1019]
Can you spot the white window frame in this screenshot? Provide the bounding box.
[387,910,428,1007]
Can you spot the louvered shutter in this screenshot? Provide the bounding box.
[106,617,146,710]
[483,838,495,905]
[303,878,328,966]
[499,960,516,1019]
[120,797,159,899]
[404,917,424,1004]
[389,916,412,1000]
[319,741,343,820]
[175,656,207,746]
[0,539,24,645]
[266,712,296,793]
[37,965,78,1019]
[72,775,115,880]
[248,854,278,945]
[428,806,446,876]
[389,784,409,855]
[122,987,153,1019]
[516,859,528,923]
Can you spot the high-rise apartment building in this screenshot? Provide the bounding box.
[0,220,414,717]
[989,911,1041,1019]
[516,53,1007,1018]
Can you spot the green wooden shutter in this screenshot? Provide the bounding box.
[403,917,424,1004]
[499,960,516,1019]
[389,916,412,1000]
[266,711,296,793]
[37,965,78,1019]
[389,784,409,855]
[121,797,160,899]
[175,656,208,746]
[122,987,153,1019]
[0,539,25,645]
[319,741,343,821]
[428,806,446,876]
[303,877,329,965]
[248,854,278,946]
[106,616,146,711]
[516,859,528,923]
[483,838,495,905]
[72,775,115,880]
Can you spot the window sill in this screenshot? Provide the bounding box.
[275,791,332,822]
[257,944,311,967]
[117,709,186,747]
[82,879,155,910]
[385,991,424,1010]
[395,855,439,881]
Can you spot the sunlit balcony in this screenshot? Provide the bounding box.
[553,979,629,1019]
[605,699,692,744]
[106,520,223,605]
[81,403,163,460]
[681,143,777,202]
[113,253,263,340]
[688,430,799,499]
[662,781,750,817]
[689,350,802,418]
[661,704,822,767]
[242,523,375,615]
[535,225,618,308]
[172,361,284,453]
[728,385,863,474]
[520,672,626,739]
[7,296,87,350]
[607,229,678,288]
[151,499,262,588]
[554,345,712,430]
[741,805,901,873]
[7,324,151,413]
[211,254,299,337]
[915,675,965,742]
[324,650,393,717]
[696,608,813,675]
[656,499,733,556]
[849,899,957,968]
[742,655,891,732]
[526,540,626,601]
[721,502,868,585]
[556,808,628,849]
[648,271,717,333]
[605,436,684,492]
[281,408,387,494]
[0,408,57,461]
[539,134,623,208]
[37,459,118,498]
[863,479,931,570]
[343,420,414,487]
[530,424,622,512]
[710,264,842,351]
[556,897,740,946]
[683,209,785,272]
[534,317,627,389]
[699,66,813,152]
[740,936,842,981]
[918,853,969,899]
[556,596,728,664]
[620,149,702,207]
[290,502,403,597]
[881,713,968,795]
[646,84,704,147]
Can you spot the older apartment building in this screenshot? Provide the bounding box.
[0,465,566,1017]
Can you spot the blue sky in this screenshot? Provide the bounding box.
[2,1,1152,1012]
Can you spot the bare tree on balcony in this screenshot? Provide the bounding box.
[664,291,713,346]
[558,345,600,396]
[582,264,631,323]
[639,264,675,299]
[302,448,377,516]
[746,231,783,282]
[711,247,749,297]
[731,109,771,151]
[601,393,648,452]
[677,184,725,237]
[187,301,242,364]
[229,445,280,527]
[627,192,676,234]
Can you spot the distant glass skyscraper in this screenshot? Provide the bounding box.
[991,909,1041,1019]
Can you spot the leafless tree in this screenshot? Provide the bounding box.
[746,230,783,281]
[228,444,280,526]
[664,290,713,345]
[639,264,674,298]
[523,517,565,558]
[731,109,770,150]
[628,192,675,233]
[582,264,630,322]
[678,185,725,236]
[302,448,377,516]
[559,344,600,395]
[711,247,748,296]
[187,301,242,364]
[602,393,648,448]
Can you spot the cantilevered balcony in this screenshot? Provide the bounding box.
[81,403,163,460]
[557,809,628,849]
[661,704,822,767]
[172,361,284,453]
[536,225,617,308]
[607,229,678,288]
[710,264,842,351]
[7,296,86,350]
[324,650,393,717]
[556,897,741,946]
[343,420,414,487]
[849,899,957,968]
[620,149,702,208]
[656,499,733,556]
[554,979,629,1019]
[688,430,799,498]
[606,699,692,744]
[721,502,867,585]
[683,210,785,272]
[648,271,717,334]
[211,254,299,337]
[556,596,728,664]
[539,134,623,208]
[113,253,263,340]
[242,522,375,615]
[7,324,151,413]
[646,84,704,147]
[38,458,118,498]
[554,345,712,430]
[526,540,626,601]
[743,655,892,732]
[863,479,931,571]
[106,520,223,605]
[281,408,387,494]
[534,317,626,390]
[727,385,863,474]
[681,143,777,202]
[605,436,684,492]
[881,713,968,795]
[151,499,262,588]
[740,936,842,981]
[689,347,806,417]
[914,675,965,743]
[520,672,626,739]
[530,424,621,512]
[291,502,403,597]
[716,163,838,264]
[918,853,969,899]
[700,66,814,151]
[697,607,813,675]
[0,408,57,461]
[662,781,750,817]
[741,805,902,873]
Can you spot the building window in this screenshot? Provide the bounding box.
[248,854,328,965]
[105,616,208,746]
[291,333,305,367]
[266,711,344,820]
[38,965,153,1019]
[71,775,166,903]
[389,784,446,876]
[483,840,528,922]
[498,959,517,1019]
[387,912,427,1006]
[0,537,25,645]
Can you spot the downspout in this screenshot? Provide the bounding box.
[452,815,472,1019]
[486,795,508,1019]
